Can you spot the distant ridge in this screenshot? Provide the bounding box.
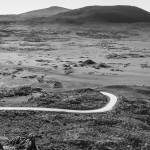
[0,6,70,22]
[20,6,70,19]
[47,5,150,24]
[0,5,150,24]
[0,15,17,22]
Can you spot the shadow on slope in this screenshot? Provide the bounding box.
[27,5,150,24]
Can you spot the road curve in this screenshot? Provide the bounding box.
[0,92,117,114]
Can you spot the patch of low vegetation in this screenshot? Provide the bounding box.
[0,86,32,98]
[76,30,129,39]
[35,59,51,63]
[0,68,24,79]
[111,68,124,72]
[23,30,48,42]
[44,80,63,89]
[78,60,112,70]
[141,63,150,68]
[106,53,148,59]
[37,76,63,89]
[0,86,42,98]
[0,86,150,149]
[28,88,108,110]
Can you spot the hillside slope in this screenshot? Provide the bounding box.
[0,6,70,22]
[52,5,150,24]
[0,5,150,24]
[0,15,17,22]
[29,5,150,24]
[20,6,70,19]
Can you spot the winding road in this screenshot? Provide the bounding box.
[0,92,117,113]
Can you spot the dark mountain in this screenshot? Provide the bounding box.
[47,5,150,24]
[0,5,150,24]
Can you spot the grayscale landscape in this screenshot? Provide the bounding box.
[0,4,150,150]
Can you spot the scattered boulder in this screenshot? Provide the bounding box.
[8,134,38,150]
[52,81,63,89]
[63,64,74,75]
[93,63,111,69]
[79,59,96,67]
[21,75,37,79]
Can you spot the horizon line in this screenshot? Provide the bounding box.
[0,4,149,16]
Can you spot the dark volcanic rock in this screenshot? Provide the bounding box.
[9,134,38,150]
[79,59,97,66]
[0,143,3,150]
[94,63,111,69]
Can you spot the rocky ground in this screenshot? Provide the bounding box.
[0,23,149,149]
[0,85,149,149]
[0,23,149,87]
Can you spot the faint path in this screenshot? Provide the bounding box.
[0,92,117,113]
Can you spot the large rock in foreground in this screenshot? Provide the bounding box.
[2,134,38,150]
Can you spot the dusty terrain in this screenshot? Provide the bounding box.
[0,21,149,149]
[0,23,149,88]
